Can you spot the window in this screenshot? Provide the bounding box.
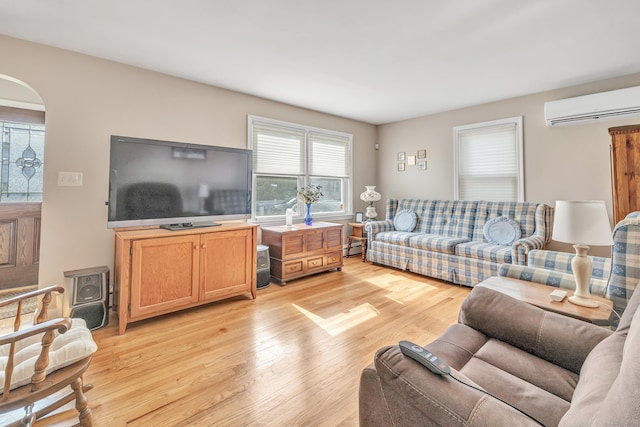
[453,116,523,202]
[1,117,45,203]
[248,116,352,220]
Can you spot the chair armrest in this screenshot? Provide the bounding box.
[497,264,608,297]
[361,345,541,426]
[458,286,612,374]
[527,249,611,280]
[511,235,545,265]
[0,318,72,346]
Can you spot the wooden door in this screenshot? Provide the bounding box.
[200,229,254,301]
[610,125,640,223]
[0,203,41,289]
[129,234,200,318]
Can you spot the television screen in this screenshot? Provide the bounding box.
[107,135,252,228]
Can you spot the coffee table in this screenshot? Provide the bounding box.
[478,276,615,326]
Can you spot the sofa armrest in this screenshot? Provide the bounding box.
[511,235,545,265]
[497,264,608,297]
[459,286,612,374]
[360,345,541,426]
[364,219,395,236]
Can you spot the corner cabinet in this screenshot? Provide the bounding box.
[261,222,343,285]
[610,124,640,223]
[114,223,257,334]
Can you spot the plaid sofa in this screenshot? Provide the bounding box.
[499,211,640,317]
[365,199,554,287]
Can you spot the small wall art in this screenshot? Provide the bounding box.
[418,160,427,170]
[407,155,416,166]
[397,151,406,161]
[417,149,427,159]
[398,163,406,172]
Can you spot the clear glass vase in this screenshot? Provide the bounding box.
[304,203,313,225]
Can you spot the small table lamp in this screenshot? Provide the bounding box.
[360,186,382,221]
[552,200,614,307]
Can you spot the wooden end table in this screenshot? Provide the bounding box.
[478,276,615,326]
[346,222,367,261]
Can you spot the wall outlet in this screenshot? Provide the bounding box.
[58,171,83,186]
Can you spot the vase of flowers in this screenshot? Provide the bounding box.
[297,184,323,226]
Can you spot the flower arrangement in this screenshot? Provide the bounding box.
[297,184,323,204]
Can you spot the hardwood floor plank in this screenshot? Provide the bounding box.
[3,258,471,426]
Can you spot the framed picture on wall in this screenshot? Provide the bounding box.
[418,160,427,170]
[417,149,427,159]
[398,163,406,171]
[407,155,416,166]
[397,151,406,161]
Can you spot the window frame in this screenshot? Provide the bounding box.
[248,115,353,224]
[453,116,524,202]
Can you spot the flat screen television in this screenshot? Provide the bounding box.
[107,135,252,229]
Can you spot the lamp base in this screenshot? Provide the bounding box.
[568,295,599,308]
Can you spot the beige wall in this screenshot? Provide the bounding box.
[377,73,640,255]
[0,35,377,303]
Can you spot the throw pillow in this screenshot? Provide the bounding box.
[394,209,418,232]
[483,216,521,245]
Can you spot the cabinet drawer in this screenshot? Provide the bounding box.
[326,251,342,266]
[306,256,325,270]
[283,260,304,275]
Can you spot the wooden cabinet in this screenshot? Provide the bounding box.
[114,223,257,334]
[261,222,343,285]
[610,125,640,223]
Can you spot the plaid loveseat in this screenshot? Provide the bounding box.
[364,199,554,287]
[499,211,640,317]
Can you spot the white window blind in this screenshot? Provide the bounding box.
[251,121,306,175]
[454,117,523,201]
[309,131,351,178]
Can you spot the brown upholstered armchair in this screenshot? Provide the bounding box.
[360,285,640,426]
[0,286,97,426]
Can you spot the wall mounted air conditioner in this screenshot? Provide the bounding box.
[544,86,640,127]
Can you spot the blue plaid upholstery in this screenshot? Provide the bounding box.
[499,213,640,317]
[367,199,554,287]
[409,235,469,254]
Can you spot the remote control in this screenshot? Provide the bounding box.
[399,341,451,376]
[549,289,567,302]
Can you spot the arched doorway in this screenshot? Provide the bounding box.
[0,74,45,290]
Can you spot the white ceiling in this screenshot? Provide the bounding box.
[1,0,640,124]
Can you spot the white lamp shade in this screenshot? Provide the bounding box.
[360,185,381,202]
[552,200,614,246]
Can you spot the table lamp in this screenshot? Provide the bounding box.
[360,186,382,221]
[552,200,613,307]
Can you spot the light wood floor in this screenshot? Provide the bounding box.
[11,258,471,426]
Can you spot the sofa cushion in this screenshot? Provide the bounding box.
[0,318,97,391]
[455,241,512,263]
[473,201,538,242]
[397,199,439,233]
[374,231,418,247]
[483,216,521,245]
[393,209,417,232]
[429,200,476,239]
[409,234,469,254]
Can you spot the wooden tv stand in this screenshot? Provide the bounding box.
[113,223,257,334]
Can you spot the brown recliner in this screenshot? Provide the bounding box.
[359,285,640,426]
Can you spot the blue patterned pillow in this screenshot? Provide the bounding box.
[393,209,417,232]
[483,216,521,245]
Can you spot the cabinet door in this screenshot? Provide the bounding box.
[130,235,200,318]
[325,227,343,251]
[304,230,325,253]
[201,229,253,300]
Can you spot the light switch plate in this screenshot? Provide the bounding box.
[58,171,83,186]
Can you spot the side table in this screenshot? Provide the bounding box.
[478,276,615,326]
[346,222,367,262]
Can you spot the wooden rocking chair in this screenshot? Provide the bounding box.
[0,286,97,426]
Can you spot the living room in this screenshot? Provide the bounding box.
[1,1,640,425]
